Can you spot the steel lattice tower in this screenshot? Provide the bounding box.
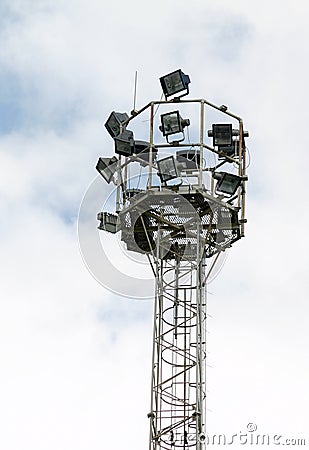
[96,72,248,450]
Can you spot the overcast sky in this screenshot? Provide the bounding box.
[1,1,309,449]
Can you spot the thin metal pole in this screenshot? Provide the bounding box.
[149,228,161,450]
[133,71,138,112]
[196,226,204,450]
[238,120,246,237]
[116,156,121,213]
[149,102,155,189]
[199,101,205,189]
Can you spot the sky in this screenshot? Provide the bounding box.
[1,0,309,449]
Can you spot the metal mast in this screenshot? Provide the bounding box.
[149,236,207,450]
[96,70,248,450]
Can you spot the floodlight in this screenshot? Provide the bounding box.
[114,129,134,157]
[211,124,233,147]
[160,69,191,99]
[157,156,178,182]
[176,149,200,170]
[160,111,190,137]
[96,156,118,183]
[105,111,129,138]
[133,140,158,166]
[213,172,242,195]
[97,212,118,233]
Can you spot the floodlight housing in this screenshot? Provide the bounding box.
[176,149,200,170]
[212,124,233,147]
[96,156,118,183]
[114,129,134,157]
[214,172,242,195]
[157,156,178,182]
[97,212,118,233]
[105,111,129,138]
[160,111,190,137]
[160,69,190,99]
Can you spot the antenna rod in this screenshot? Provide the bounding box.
[133,70,138,113]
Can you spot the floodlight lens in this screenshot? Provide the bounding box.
[107,115,120,137]
[160,111,190,140]
[157,156,178,182]
[160,69,190,99]
[105,111,129,138]
[161,112,181,136]
[96,156,118,183]
[212,124,233,146]
[216,172,242,195]
[114,129,134,157]
[165,72,183,96]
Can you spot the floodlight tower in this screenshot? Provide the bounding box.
[96,69,249,450]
